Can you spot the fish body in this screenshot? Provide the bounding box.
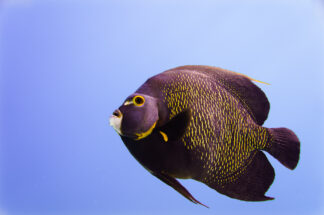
[110,65,300,206]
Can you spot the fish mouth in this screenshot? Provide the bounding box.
[109,109,123,135]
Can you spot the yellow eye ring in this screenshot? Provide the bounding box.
[133,95,145,106]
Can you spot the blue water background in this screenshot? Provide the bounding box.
[1,1,324,215]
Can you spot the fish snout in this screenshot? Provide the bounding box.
[112,109,122,118]
[109,109,123,135]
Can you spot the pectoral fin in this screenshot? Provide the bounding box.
[158,110,190,142]
[152,172,208,208]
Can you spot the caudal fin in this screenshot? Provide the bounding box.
[267,128,300,170]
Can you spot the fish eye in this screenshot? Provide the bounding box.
[133,95,145,106]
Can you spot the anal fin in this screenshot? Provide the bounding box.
[152,172,208,207]
[213,151,275,201]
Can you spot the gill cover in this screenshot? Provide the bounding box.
[119,94,159,140]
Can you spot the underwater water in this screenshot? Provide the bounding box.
[0,0,324,215]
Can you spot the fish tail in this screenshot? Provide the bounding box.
[266,128,300,170]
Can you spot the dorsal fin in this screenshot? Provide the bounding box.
[170,65,270,125]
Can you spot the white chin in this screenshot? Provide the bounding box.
[109,115,122,135]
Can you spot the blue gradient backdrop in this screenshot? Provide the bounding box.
[1,1,324,215]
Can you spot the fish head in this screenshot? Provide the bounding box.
[110,93,159,140]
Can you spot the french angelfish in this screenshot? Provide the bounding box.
[109,65,300,207]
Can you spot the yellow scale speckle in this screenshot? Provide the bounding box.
[160,70,270,186]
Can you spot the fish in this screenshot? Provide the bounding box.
[109,65,300,207]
